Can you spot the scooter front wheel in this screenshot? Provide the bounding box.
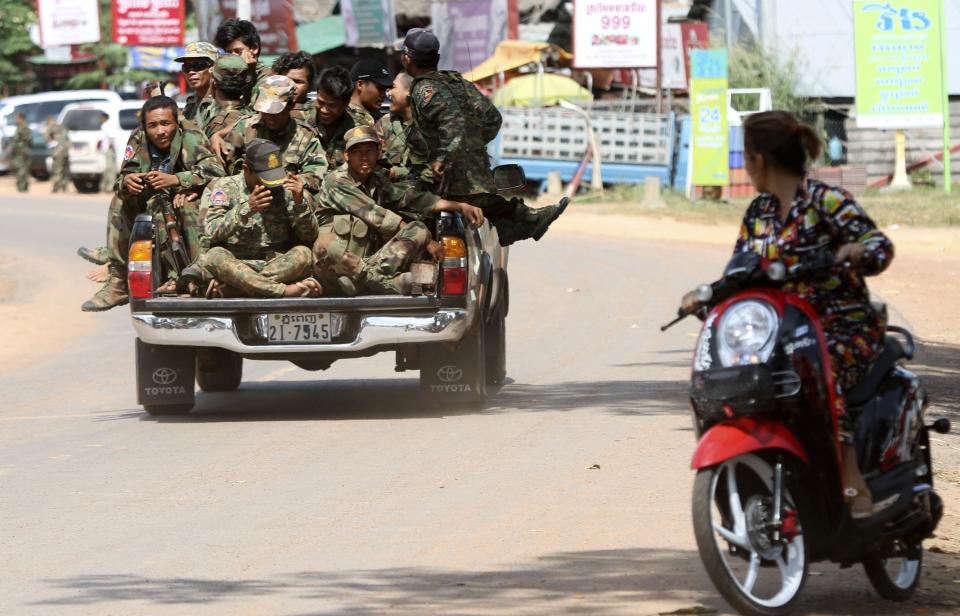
[862,539,922,601]
[693,454,807,616]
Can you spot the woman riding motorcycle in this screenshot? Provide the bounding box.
[683,111,894,519]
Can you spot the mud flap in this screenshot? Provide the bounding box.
[419,319,487,403]
[135,338,196,407]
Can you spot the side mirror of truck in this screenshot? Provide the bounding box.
[493,164,526,192]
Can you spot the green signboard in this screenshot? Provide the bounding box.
[690,49,729,186]
[854,0,945,128]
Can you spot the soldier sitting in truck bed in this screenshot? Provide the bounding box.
[313,125,484,296]
[199,138,322,298]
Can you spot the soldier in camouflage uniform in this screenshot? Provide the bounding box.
[311,66,378,170]
[11,113,32,193]
[215,19,272,108]
[377,72,432,187]
[349,57,392,124]
[44,115,70,193]
[400,29,568,246]
[272,51,316,124]
[213,76,327,199]
[202,55,254,140]
[314,126,484,296]
[199,139,321,298]
[82,97,226,312]
[176,42,219,129]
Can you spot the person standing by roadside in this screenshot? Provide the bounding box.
[11,113,32,193]
[44,115,71,193]
[98,112,117,194]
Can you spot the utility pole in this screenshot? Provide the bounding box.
[724,0,734,52]
[237,0,251,21]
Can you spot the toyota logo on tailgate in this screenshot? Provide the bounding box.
[437,365,463,383]
[152,368,178,385]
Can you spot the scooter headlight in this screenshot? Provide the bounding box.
[717,300,778,367]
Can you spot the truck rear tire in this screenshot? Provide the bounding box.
[196,348,243,392]
[420,317,488,404]
[485,277,507,385]
[73,178,99,193]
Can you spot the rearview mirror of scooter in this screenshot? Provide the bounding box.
[493,164,526,192]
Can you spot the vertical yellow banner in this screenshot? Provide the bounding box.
[690,49,729,187]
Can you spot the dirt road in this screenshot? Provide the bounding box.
[0,194,958,615]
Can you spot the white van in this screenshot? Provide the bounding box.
[59,101,143,193]
[0,90,123,174]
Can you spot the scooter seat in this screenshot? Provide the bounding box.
[847,336,907,407]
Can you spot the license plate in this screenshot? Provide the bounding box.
[265,313,332,343]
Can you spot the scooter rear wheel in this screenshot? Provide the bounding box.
[862,540,922,601]
[693,453,807,616]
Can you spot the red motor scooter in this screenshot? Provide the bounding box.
[664,249,949,616]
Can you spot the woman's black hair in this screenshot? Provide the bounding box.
[316,66,353,102]
[743,111,823,177]
[214,18,261,52]
[140,96,179,127]
[273,51,316,88]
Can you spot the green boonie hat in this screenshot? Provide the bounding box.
[212,55,252,85]
[344,125,380,150]
[253,75,296,114]
[244,138,286,187]
[175,42,219,64]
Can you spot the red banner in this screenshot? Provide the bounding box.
[112,0,186,47]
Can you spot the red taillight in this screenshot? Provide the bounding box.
[128,240,153,299]
[440,236,467,296]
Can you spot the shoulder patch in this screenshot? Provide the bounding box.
[123,145,135,160]
[210,190,228,206]
[420,84,435,104]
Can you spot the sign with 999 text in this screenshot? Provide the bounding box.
[573,0,658,68]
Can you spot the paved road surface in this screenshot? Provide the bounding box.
[1,196,957,615]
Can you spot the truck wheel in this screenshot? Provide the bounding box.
[73,179,98,193]
[196,348,243,392]
[485,276,507,385]
[420,317,488,404]
[143,403,194,416]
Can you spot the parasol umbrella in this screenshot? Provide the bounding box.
[492,73,592,108]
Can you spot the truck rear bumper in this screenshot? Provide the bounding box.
[131,308,468,354]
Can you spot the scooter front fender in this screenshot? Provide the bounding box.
[691,417,809,469]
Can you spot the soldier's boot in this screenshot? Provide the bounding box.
[77,245,110,265]
[363,272,413,295]
[527,197,570,241]
[81,274,129,312]
[336,276,359,297]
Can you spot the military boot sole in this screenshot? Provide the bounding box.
[81,296,129,312]
[77,247,109,265]
[532,197,570,241]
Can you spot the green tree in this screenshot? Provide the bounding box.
[0,0,41,95]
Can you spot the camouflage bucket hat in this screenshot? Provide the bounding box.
[344,125,380,151]
[245,138,286,186]
[175,42,219,64]
[212,55,252,86]
[253,75,296,114]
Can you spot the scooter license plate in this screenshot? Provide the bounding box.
[265,313,332,343]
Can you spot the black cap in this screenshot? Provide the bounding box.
[402,28,440,62]
[244,138,286,186]
[350,57,393,87]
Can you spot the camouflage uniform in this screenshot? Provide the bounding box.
[290,101,314,124]
[246,61,272,107]
[11,121,32,193]
[202,100,251,140]
[44,122,70,193]
[313,163,436,295]
[309,108,378,172]
[347,103,377,128]
[376,112,431,186]
[108,125,225,279]
[410,70,563,245]
[184,92,216,128]
[221,113,327,194]
[199,173,319,297]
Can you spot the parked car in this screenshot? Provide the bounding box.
[0,90,122,174]
[59,100,143,193]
